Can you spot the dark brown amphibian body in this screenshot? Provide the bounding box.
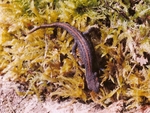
[29,22,100,93]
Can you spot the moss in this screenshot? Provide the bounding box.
[0,0,150,109]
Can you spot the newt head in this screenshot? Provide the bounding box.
[86,72,100,93]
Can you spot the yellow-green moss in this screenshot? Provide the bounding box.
[0,0,150,109]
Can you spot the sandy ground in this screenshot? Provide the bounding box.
[1,76,150,113]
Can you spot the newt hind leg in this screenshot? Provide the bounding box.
[72,41,77,57]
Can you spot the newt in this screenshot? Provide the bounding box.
[28,22,100,93]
